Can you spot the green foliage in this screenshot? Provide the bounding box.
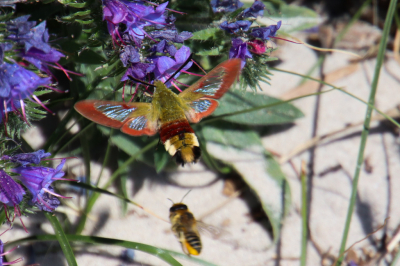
[191,28,222,41]
[212,89,304,125]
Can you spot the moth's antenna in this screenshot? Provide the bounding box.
[164,53,193,85]
[180,190,192,203]
[128,75,156,88]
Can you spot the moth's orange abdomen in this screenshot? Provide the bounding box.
[160,120,201,165]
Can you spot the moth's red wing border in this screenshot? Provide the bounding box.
[179,58,241,101]
[121,117,158,136]
[75,100,126,128]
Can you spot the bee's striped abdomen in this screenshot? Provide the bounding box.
[184,231,202,255]
[160,120,201,165]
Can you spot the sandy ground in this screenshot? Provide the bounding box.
[3,26,400,266]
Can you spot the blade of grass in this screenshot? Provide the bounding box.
[64,182,168,222]
[202,88,335,125]
[52,123,95,157]
[336,0,398,264]
[96,136,113,187]
[80,135,91,197]
[271,67,400,129]
[8,234,182,266]
[44,212,77,266]
[334,0,372,45]
[300,161,307,266]
[75,139,158,234]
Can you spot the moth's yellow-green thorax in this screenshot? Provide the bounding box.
[152,80,188,124]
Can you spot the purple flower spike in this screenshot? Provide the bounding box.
[229,38,252,69]
[0,170,25,207]
[210,0,244,13]
[0,63,51,122]
[220,20,252,33]
[241,0,265,18]
[153,45,192,86]
[251,21,282,40]
[13,159,71,212]
[0,63,51,100]
[2,149,51,167]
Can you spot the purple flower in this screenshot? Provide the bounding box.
[251,21,281,40]
[220,20,252,33]
[152,45,192,86]
[121,62,156,81]
[0,44,12,65]
[241,0,265,18]
[103,0,168,42]
[210,0,244,13]
[152,40,178,56]
[0,170,25,207]
[6,15,36,36]
[150,30,193,43]
[22,47,65,73]
[124,1,168,41]
[0,63,51,122]
[7,20,52,54]
[12,159,71,212]
[120,45,140,67]
[229,38,252,68]
[1,149,51,167]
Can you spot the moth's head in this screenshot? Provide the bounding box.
[174,146,201,166]
[154,80,167,90]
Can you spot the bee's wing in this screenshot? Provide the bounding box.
[74,100,158,136]
[178,59,241,123]
[196,221,225,239]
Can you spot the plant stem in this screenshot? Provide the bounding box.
[336,0,398,264]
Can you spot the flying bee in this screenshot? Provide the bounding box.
[169,202,202,256]
[74,59,241,166]
[168,190,203,256]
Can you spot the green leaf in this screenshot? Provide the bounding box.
[154,147,170,173]
[264,151,291,216]
[212,90,303,125]
[57,0,87,8]
[74,49,106,64]
[195,47,223,56]
[118,159,129,215]
[44,213,78,266]
[61,10,91,20]
[201,121,261,149]
[97,126,154,165]
[191,28,221,40]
